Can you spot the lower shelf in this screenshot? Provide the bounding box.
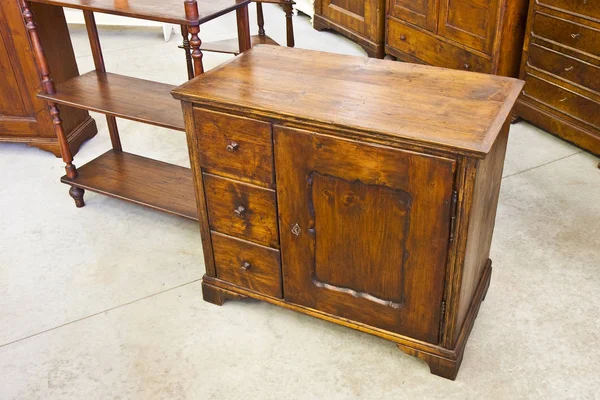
[61,150,198,220]
[200,34,279,55]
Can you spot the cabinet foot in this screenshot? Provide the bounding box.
[510,114,522,124]
[202,280,247,306]
[397,344,461,381]
[69,186,85,208]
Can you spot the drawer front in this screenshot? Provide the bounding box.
[387,18,492,73]
[194,108,275,188]
[523,74,600,128]
[212,232,282,298]
[204,173,279,248]
[532,13,600,58]
[538,0,600,21]
[528,44,600,93]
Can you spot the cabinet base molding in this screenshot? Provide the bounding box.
[0,116,97,157]
[201,261,492,380]
[313,14,385,58]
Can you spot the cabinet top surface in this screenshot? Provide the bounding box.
[26,0,251,24]
[173,46,524,157]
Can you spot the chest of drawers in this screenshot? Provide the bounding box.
[515,0,600,155]
[172,46,523,380]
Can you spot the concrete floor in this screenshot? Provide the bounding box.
[1,5,599,399]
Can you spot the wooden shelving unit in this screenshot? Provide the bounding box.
[20,0,252,217]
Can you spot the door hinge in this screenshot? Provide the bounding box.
[439,300,447,339]
[449,190,458,243]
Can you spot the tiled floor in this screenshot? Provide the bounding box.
[1,5,599,399]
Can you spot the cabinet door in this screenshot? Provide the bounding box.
[437,0,499,54]
[275,127,456,343]
[319,0,380,39]
[388,0,439,31]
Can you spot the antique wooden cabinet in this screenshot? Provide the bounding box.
[314,0,386,58]
[514,0,600,156]
[385,0,529,76]
[172,46,523,380]
[0,0,96,156]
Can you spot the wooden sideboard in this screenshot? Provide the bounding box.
[314,0,385,58]
[0,0,96,156]
[385,0,529,76]
[173,45,523,380]
[514,0,600,156]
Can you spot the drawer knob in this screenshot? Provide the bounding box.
[226,141,239,152]
[571,33,581,39]
[565,66,574,71]
[241,261,251,271]
[400,35,406,41]
[463,63,471,70]
[234,205,246,217]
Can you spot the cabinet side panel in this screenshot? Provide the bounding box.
[495,0,529,77]
[454,122,509,339]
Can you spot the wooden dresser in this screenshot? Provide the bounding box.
[514,0,600,156]
[313,0,385,58]
[386,0,529,76]
[0,0,96,156]
[172,46,523,380]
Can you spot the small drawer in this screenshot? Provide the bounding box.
[212,232,282,298]
[522,74,600,128]
[194,108,274,188]
[528,44,600,93]
[387,18,492,73]
[538,0,600,21]
[204,173,279,248]
[532,12,600,58]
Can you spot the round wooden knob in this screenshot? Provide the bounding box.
[234,205,246,217]
[241,261,251,271]
[400,35,406,41]
[226,141,239,152]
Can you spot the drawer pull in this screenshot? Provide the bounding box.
[241,261,251,271]
[226,141,239,152]
[400,35,406,41]
[571,33,581,39]
[564,66,574,71]
[463,63,471,70]
[291,223,301,236]
[233,205,246,217]
[559,97,568,102]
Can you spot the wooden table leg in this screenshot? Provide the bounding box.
[236,4,251,53]
[184,0,204,76]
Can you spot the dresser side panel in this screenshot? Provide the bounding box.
[454,122,509,340]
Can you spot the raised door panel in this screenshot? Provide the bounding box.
[320,0,375,37]
[387,0,438,31]
[0,33,29,118]
[437,0,499,54]
[275,126,456,343]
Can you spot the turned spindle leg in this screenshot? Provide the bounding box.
[20,0,78,183]
[69,186,85,208]
[257,2,265,37]
[236,5,251,53]
[283,1,295,48]
[184,0,204,76]
[180,25,194,80]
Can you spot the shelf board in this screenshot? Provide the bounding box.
[62,150,198,220]
[28,0,251,25]
[39,71,185,131]
[201,35,279,55]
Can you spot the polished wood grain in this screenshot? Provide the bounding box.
[515,0,600,156]
[173,46,524,157]
[200,33,278,55]
[212,232,282,298]
[38,71,185,131]
[61,150,197,220]
[0,1,96,156]
[194,108,275,186]
[314,0,385,57]
[385,0,529,77]
[179,46,520,379]
[204,173,279,248]
[275,126,454,342]
[27,0,251,24]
